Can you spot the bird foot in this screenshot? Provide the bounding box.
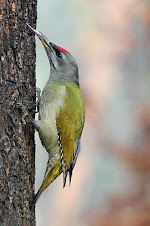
[36,87,41,113]
[16,102,29,125]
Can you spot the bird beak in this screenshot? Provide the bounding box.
[27,23,53,51]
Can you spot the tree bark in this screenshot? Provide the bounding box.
[0,1,37,225]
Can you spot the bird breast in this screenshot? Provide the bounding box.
[38,81,66,151]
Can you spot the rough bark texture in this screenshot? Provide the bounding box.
[0,1,37,225]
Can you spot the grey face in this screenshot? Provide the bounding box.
[45,43,79,85]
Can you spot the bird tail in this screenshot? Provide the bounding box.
[31,161,62,211]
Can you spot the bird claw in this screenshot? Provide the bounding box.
[36,87,41,94]
[36,87,41,100]
[36,87,41,113]
[16,102,29,125]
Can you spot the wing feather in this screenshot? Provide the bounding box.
[57,84,85,179]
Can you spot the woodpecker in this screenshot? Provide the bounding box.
[27,24,85,208]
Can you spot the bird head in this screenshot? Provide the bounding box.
[27,24,79,85]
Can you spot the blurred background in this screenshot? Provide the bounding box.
[35,0,150,225]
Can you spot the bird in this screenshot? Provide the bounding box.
[27,24,85,209]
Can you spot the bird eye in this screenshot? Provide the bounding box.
[57,52,62,58]
[55,49,62,58]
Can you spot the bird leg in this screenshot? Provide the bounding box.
[33,120,40,132]
[16,87,41,127]
[36,87,41,113]
[16,102,41,131]
[16,102,31,125]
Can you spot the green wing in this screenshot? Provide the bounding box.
[57,84,85,185]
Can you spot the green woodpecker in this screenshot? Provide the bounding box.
[27,24,85,208]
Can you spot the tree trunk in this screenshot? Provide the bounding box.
[0,1,37,225]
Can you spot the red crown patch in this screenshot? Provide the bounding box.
[57,46,71,55]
